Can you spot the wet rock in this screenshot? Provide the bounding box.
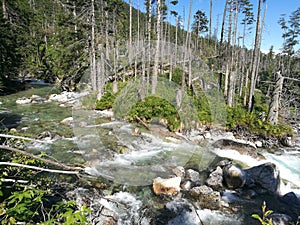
[16,97,32,104]
[60,117,73,126]
[172,166,185,178]
[223,164,246,189]
[255,140,263,148]
[268,213,293,225]
[206,166,223,190]
[212,138,260,158]
[31,94,46,103]
[66,188,118,225]
[278,192,300,221]
[185,169,200,183]
[203,131,212,139]
[189,185,221,210]
[180,180,192,191]
[245,162,280,194]
[280,136,294,147]
[153,177,181,196]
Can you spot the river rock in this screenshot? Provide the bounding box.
[223,164,246,189]
[180,180,192,191]
[66,188,118,225]
[185,169,200,183]
[206,166,223,190]
[268,213,293,225]
[245,162,280,194]
[189,185,221,210]
[60,117,74,126]
[172,166,185,178]
[153,177,181,196]
[212,138,261,159]
[280,136,294,147]
[278,192,300,221]
[255,140,263,148]
[31,94,46,103]
[16,97,32,104]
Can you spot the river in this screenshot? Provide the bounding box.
[1,85,299,224]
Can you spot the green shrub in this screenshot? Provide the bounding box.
[95,92,116,110]
[226,106,293,138]
[128,95,181,131]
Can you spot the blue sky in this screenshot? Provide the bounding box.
[126,0,300,52]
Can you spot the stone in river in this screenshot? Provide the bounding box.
[153,177,181,196]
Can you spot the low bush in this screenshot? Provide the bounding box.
[128,95,181,131]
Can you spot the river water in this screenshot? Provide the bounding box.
[1,86,299,224]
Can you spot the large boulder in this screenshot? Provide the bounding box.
[153,177,181,196]
[245,162,280,194]
[223,164,247,189]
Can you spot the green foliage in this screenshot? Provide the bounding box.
[252,201,274,225]
[227,106,293,138]
[96,92,116,110]
[0,139,91,224]
[252,201,300,225]
[129,95,181,131]
[0,187,91,225]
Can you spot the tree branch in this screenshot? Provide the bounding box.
[0,162,80,174]
[0,134,52,143]
[0,145,83,171]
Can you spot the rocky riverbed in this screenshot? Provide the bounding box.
[1,88,300,224]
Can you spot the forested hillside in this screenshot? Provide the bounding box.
[1,0,300,132]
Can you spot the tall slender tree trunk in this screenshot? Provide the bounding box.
[2,0,8,20]
[227,0,239,107]
[129,0,133,63]
[224,0,233,100]
[186,0,193,87]
[146,0,152,86]
[152,0,161,94]
[90,0,97,92]
[248,0,264,111]
[209,0,213,39]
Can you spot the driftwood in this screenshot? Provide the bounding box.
[134,116,150,130]
[0,145,83,172]
[0,162,79,175]
[0,134,51,144]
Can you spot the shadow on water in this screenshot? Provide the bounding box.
[0,110,22,129]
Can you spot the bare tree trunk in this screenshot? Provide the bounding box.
[267,70,284,125]
[220,0,228,50]
[186,0,193,87]
[248,0,263,111]
[129,0,133,63]
[227,0,239,107]
[90,0,97,92]
[209,0,213,39]
[146,0,152,87]
[152,0,162,94]
[224,0,233,100]
[141,46,146,101]
[2,0,8,20]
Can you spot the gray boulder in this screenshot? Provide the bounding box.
[189,185,221,210]
[245,162,280,194]
[206,166,223,190]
